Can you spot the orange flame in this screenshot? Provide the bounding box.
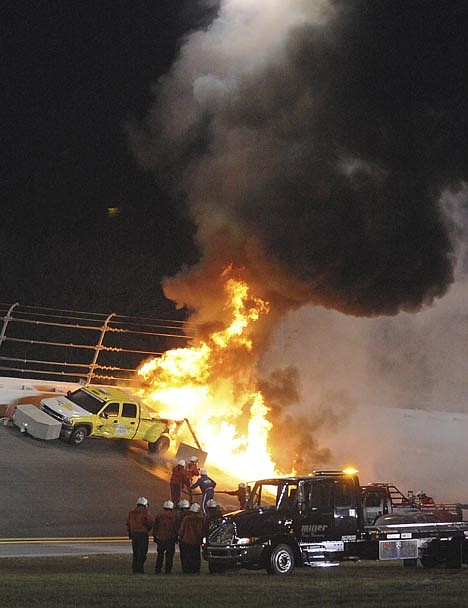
[136,271,284,481]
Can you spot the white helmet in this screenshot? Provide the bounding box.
[206,499,217,508]
[239,483,246,488]
[163,500,174,509]
[178,499,190,509]
[178,460,186,466]
[190,456,199,462]
[137,496,148,506]
[190,503,201,513]
[200,469,207,476]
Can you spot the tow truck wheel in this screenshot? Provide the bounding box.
[420,555,441,568]
[148,435,170,454]
[267,544,295,575]
[208,560,226,574]
[69,426,88,446]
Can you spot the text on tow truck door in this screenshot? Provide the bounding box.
[296,476,359,541]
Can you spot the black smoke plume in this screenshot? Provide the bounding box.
[130,0,468,321]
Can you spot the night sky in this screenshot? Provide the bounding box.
[3,1,468,323]
[3,2,216,316]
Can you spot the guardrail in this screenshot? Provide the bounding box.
[0,302,192,385]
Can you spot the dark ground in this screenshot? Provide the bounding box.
[0,423,169,538]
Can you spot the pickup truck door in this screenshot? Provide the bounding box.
[95,402,139,439]
[95,402,121,438]
[117,402,139,439]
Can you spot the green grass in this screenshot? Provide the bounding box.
[1,555,468,608]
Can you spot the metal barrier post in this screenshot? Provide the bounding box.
[0,302,19,350]
[86,312,115,385]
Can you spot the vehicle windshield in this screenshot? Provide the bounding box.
[248,480,298,510]
[67,389,104,414]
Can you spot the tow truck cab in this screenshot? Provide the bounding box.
[204,470,364,574]
[204,470,468,575]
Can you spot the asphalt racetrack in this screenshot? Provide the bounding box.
[0,422,172,539]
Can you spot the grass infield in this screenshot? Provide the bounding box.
[1,554,468,607]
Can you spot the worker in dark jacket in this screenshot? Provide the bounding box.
[170,460,186,505]
[204,499,222,536]
[178,503,205,573]
[126,496,154,573]
[153,500,178,574]
[177,499,191,529]
[190,469,216,515]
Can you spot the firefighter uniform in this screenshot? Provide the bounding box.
[178,504,205,573]
[153,502,179,574]
[170,461,186,505]
[190,470,217,515]
[224,484,247,508]
[126,497,154,573]
[183,457,200,501]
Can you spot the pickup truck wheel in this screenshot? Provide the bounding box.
[69,426,88,446]
[148,435,170,454]
[266,544,295,575]
[208,560,226,574]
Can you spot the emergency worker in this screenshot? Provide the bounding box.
[170,460,186,505]
[153,500,178,574]
[222,482,247,509]
[204,499,222,535]
[183,456,200,501]
[190,469,216,515]
[177,499,191,529]
[178,503,205,573]
[417,490,435,505]
[126,496,154,573]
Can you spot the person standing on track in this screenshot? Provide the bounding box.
[152,500,178,574]
[178,503,205,573]
[170,460,186,505]
[204,499,222,536]
[126,496,154,574]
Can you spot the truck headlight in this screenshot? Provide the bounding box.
[62,416,72,424]
[236,537,258,545]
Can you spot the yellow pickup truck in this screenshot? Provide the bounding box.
[39,385,179,453]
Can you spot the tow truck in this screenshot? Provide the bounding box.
[203,470,468,574]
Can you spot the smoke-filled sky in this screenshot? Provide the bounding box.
[131,0,468,323]
[4,2,468,489]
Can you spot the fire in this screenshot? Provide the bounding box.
[136,271,284,481]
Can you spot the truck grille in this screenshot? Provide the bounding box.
[40,404,65,423]
[208,522,235,545]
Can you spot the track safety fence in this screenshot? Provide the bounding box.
[0,302,192,386]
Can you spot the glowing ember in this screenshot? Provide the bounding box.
[135,270,285,481]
